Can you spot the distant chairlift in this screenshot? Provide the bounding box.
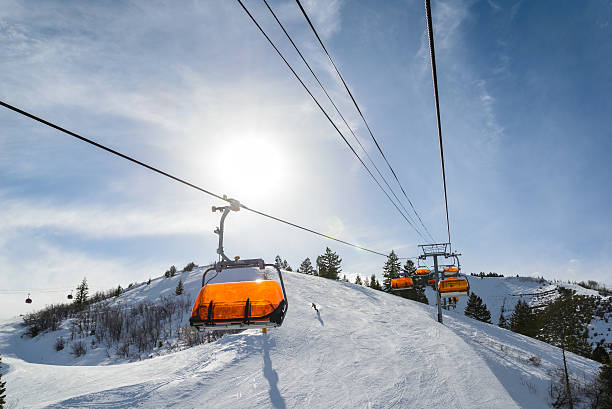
[390,277,414,292]
[189,198,288,330]
[25,293,32,304]
[437,254,469,298]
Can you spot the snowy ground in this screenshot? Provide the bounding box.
[0,269,602,408]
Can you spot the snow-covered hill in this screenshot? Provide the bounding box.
[0,268,603,408]
[429,275,612,350]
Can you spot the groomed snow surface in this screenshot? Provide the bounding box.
[0,269,602,408]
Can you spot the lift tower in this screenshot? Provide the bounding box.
[418,243,460,324]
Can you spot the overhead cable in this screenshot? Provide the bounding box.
[0,99,393,257]
[236,0,428,242]
[262,0,427,240]
[424,0,452,246]
[294,0,435,243]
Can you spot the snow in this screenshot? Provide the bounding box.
[0,269,602,408]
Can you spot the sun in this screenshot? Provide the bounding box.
[213,137,288,202]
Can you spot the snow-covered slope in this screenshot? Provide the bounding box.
[0,269,602,408]
[430,275,612,350]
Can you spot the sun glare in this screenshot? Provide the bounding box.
[214,137,288,202]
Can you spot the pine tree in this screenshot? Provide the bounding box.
[354,275,363,285]
[175,279,184,296]
[382,250,402,291]
[75,277,89,306]
[510,299,537,337]
[364,276,370,287]
[275,255,283,268]
[400,286,429,304]
[402,259,416,277]
[537,288,595,357]
[342,274,349,282]
[281,260,292,271]
[592,345,610,364]
[315,255,323,277]
[169,265,177,277]
[597,363,612,409]
[464,293,491,323]
[147,278,151,285]
[318,247,342,280]
[0,353,6,408]
[498,298,508,328]
[297,258,315,275]
[369,274,382,290]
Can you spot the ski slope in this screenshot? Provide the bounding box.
[0,269,602,408]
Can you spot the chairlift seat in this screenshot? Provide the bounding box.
[390,277,413,291]
[438,277,469,298]
[190,279,287,329]
[416,268,430,275]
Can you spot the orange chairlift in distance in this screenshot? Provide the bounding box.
[391,277,414,291]
[189,198,288,330]
[416,267,430,275]
[438,276,470,298]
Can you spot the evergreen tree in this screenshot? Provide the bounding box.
[364,276,370,287]
[510,299,537,337]
[317,247,342,279]
[0,353,6,408]
[175,279,184,296]
[400,286,429,305]
[297,258,315,275]
[592,345,610,364]
[498,299,509,329]
[402,259,416,277]
[342,274,349,282]
[281,260,292,271]
[354,275,363,285]
[164,269,171,278]
[369,274,382,290]
[382,251,402,291]
[464,293,492,323]
[597,363,612,409]
[315,256,323,277]
[169,265,177,277]
[75,278,89,306]
[537,288,595,357]
[147,278,151,285]
[275,255,283,269]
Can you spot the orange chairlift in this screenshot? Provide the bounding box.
[25,293,32,304]
[390,276,414,291]
[190,198,288,330]
[415,259,430,276]
[437,255,469,298]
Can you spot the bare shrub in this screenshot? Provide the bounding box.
[70,341,87,357]
[529,356,542,366]
[54,337,65,351]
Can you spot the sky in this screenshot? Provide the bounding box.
[1,0,611,318]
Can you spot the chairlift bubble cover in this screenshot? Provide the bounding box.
[438,277,469,297]
[190,264,287,329]
[391,277,413,290]
[416,268,430,275]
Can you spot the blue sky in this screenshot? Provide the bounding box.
[1,0,611,318]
